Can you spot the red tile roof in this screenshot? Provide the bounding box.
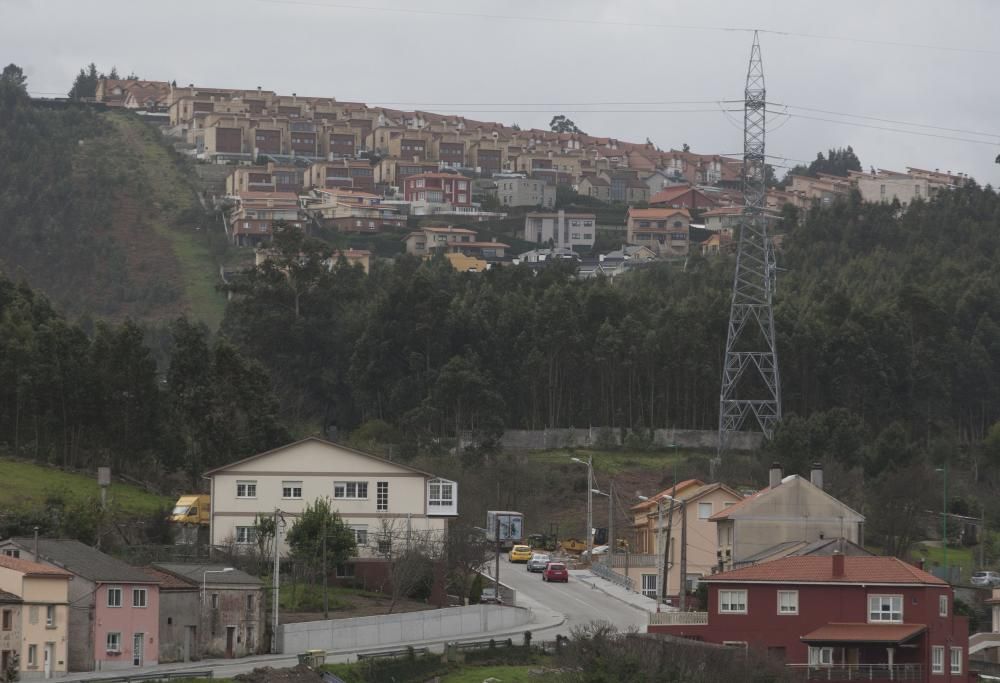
[708,486,768,521]
[0,554,72,579]
[631,479,703,511]
[649,185,696,204]
[627,207,691,220]
[800,623,926,644]
[706,556,947,586]
[142,566,193,590]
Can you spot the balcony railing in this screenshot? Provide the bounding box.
[648,611,708,626]
[590,561,633,591]
[786,664,923,681]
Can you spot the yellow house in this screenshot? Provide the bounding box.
[0,554,72,679]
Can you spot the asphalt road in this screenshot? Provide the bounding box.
[495,557,648,637]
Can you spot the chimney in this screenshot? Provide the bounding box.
[768,462,783,488]
[810,462,824,490]
[832,551,845,577]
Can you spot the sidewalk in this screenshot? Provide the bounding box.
[64,604,566,681]
[569,569,659,613]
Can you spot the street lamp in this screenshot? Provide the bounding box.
[203,567,235,603]
[592,484,614,559]
[571,455,594,560]
[936,463,949,581]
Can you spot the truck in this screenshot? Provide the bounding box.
[170,494,210,526]
[486,510,524,551]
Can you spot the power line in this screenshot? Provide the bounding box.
[771,103,1000,141]
[250,0,1000,57]
[772,110,1000,147]
[367,99,743,107]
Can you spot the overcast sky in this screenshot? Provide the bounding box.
[3,0,999,184]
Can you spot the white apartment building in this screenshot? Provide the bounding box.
[204,438,458,558]
[523,210,597,249]
[494,175,556,209]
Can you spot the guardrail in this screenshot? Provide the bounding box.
[590,561,634,591]
[648,611,709,626]
[357,646,429,661]
[607,554,659,568]
[65,671,214,682]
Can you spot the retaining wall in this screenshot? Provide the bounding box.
[490,427,762,452]
[278,603,532,653]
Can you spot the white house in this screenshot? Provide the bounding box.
[204,438,458,563]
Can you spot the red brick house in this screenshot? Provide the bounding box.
[649,554,972,682]
[403,173,472,207]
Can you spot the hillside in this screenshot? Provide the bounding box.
[0,88,225,326]
[0,458,170,515]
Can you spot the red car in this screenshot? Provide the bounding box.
[542,562,568,582]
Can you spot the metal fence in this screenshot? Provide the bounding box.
[785,663,923,680]
[591,561,634,591]
[648,611,709,626]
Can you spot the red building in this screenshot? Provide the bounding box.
[649,554,973,682]
[649,184,719,210]
[404,173,472,207]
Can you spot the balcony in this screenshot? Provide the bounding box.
[786,664,923,681]
[648,611,708,626]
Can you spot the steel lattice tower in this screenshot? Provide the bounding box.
[718,31,781,453]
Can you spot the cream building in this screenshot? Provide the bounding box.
[0,555,71,679]
[711,464,864,571]
[204,438,458,559]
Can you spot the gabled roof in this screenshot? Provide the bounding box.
[0,554,72,579]
[6,539,154,584]
[0,590,21,603]
[708,474,864,523]
[631,479,702,512]
[649,185,701,204]
[143,566,196,591]
[201,436,436,478]
[153,563,262,587]
[627,207,691,220]
[704,556,946,586]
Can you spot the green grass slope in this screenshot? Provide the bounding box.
[0,458,170,515]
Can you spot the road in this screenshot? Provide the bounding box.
[494,557,648,637]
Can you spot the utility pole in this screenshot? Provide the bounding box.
[608,479,615,557]
[718,30,781,456]
[656,500,664,604]
[322,514,328,619]
[494,515,501,597]
[981,506,986,569]
[662,497,675,606]
[272,508,281,655]
[679,502,688,611]
[586,455,593,559]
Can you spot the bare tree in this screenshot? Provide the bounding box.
[443,521,493,604]
[373,519,442,613]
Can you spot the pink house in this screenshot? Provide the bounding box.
[0,539,160,672]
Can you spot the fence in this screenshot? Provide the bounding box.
[648,611,708,626]
[591,561,634,591]
[607,553,659,568]
[279,603,533,653]
[65,671,214,682]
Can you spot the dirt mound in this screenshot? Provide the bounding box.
[234,664,324,682]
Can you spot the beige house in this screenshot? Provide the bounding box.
[494,176,555,209]
[204,438,458,564]
[626,207,691,257]
[711,463,865,571]
[624,480,742,601]
[0,555,72,679]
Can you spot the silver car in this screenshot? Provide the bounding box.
[971,571,1000,587]
[527,553,551,572]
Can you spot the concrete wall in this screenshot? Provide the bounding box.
[158,590,199,663]
[278,604,532,654]
[486,427,762,452]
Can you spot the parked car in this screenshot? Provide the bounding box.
[509,544,532,563]
[971,570,1000,587]
[527,553,551,572]
[543,562,569,583]
[480,586,502,604]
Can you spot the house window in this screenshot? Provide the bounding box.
[107,587,123,608]
[1,550,19,558]
[46,605,55,626]
[1,610,10,630]
[723,641,748,649]
[133,588,147,608]
[939,594,948,617]
[951,647,962,674]
[334,481,368,499]
[641,574,658,598]
[719,590,747,614]
[211,594,219,609]
[236,481,257,498]
[698,502,713,520]
[777,590,798,615]
[377,481,389,511]
[378,537,392,555]
[235,526,257,544]
[282,481,303,499]
[28,644,37,666]
[808,647,833,666]
[336,563,355,578]
[106,632,121,654]
[247,594,254,612]
[868,595,902,623]
[932,646,944,674]
[350,526,368,545]
[429,480,454,507]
